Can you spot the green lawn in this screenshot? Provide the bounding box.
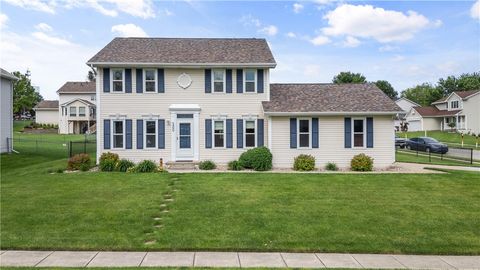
[396,151,480,167]
[397,130,479,148]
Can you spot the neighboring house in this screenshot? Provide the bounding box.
[394,97,420,130]
[0,68,17,153]
[405,90,480,133]
[57,81,96,134]
[87,38,401,168]
[34,100,59,125]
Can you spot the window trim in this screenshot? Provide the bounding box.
[212,119,226,148]
[243,69,257,93]
[243,119,257,148]
[111,119,126,150]
[143,68,158,93]
[450,100,459,109]
[78,106,86,117]
[144,119,157,149]
[110,68,125,93]
[351,117,366,149]
[297,118,311,149]
[211,69,226,93]
[69,106,77,117]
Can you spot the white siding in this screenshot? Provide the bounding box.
[59,93,96,134]
[422,118,441,131]
[270,116,396,169]
[462,94,480,134]
[0,78,13,153]
[35,109,58,125]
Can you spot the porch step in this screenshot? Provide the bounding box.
[166,161,198,170]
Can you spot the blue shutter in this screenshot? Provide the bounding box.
[158,69,165,93]
[103,68,110,93]
[236,69,243,93]
[290,118,297,148]
[344,117,352,148]
[125,119,132,149]
[205,69,211,93]
[257,69,264,93]
[136,119,143,149]
[158,119,165,149]
[125,69,132,93]
[205,119,212,148]
[103,119,111,149]
[226,119,233,148]
[236,119,243,148]
[226,69,232,93]
[257,119,264,147]
[312,118,319,148]
[367,117,374,148]
[136,69,143,93]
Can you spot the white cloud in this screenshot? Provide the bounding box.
[111,24,148,37]
[162,8,174,16]
[32,31,72,46]
[310,35,331,46]
[471,0,480,20]
[0,13,8,29]
[379,45,399,52]
[293,3,304,13]
[286,32,297,38]
[110,0,155,19]
[240,14,261,27]
[259,25,278,36]
[322,4,439,43]
[391,55,405,62]
[35,23,53,32]
[342,36,360,47]
[3,0,56,14]
[304,64,323,77]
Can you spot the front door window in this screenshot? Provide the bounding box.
[179,123,191,149]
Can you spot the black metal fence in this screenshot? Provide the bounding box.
[6,137,96,159]
[396,145,476,165]
[69,139,96,158]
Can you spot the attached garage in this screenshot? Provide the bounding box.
[408,120,422,131]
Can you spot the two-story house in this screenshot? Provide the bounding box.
[405,90,480,133]
[57,81,96,134]
[87,38,401,169]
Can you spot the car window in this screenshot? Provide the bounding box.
[423,138,439,143]
[410,138,418,142]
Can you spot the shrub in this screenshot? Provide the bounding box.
[325,162,338,171]
[116,159,135,172]
[67,153,91,171]
[99,152,119,172]
[350,153,374,171]
[239,146,272,171]
[134,160,157,173]
[199,160,216,170]
[79,163,91,172]
[293,154,315,171]
[228,160,243,171]
[56,168,64,173]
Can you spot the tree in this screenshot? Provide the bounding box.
[400,83,443,106]
[437,72,480,95]
[374,80,398,100]
[332,71,367,84]
[87,70,96,82]
[12,70,43,117]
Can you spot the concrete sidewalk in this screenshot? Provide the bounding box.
[1,250,479,269]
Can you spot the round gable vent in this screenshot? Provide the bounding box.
[177,73,192,89]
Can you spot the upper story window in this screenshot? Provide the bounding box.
[353,118,365,148]
[244,120,256,148]
[298,119,311,148]
[69,106,76,117]
[111,69,124,92]
[112,120,124,149]
[244,69,257,93]
[145,120,157,148]
[213,120,225,148]
[451,100,459,109]
[144,69,157,92]
[79,107,86,117]
[212,69,225,93]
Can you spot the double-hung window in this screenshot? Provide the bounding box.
[112,120,124,149]
[69,106,76,117]
[451,101,459,109]
[353,118,365,148]
[79,107,86,117]
[144,69,157,92]
[298,119,311,148]
[111,69,124,92]
[145,120,157,148]
[213,120,225,148]
[212,69,225,93]
[244,69,256,93]
[244,120,256,148]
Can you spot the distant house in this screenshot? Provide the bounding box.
[0,68,18,153]
[34,100,59,125]
[405,90,480,133]
[57,81,96,134]
[394,97,420,130]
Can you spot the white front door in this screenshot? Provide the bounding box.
[175,116,194,160]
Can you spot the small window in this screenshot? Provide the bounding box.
[244,69,256,93]
[212,69,225,93]
[112,69,124,92]
[112,120,124,149]
[298,119,311,148]
[145,120,156,148]
[213,120,225,147]
[144,69,157,92]
[91,95,96,101]
[450,101,459,109]
[79,107,86,117]
[244,120,256,148]
[353,119,365,147]
[69,106,76,117]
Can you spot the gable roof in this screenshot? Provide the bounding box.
[395,97,421,107]
[1,68,18,81]
[60,98,95,107]
[432,90,480,104]
[87,38,276,67]
[34,100,59,110]
[57,81,96,94]
[262,83,402,115]
[412,106,461,117]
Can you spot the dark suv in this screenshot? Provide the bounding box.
[406,137,448,154]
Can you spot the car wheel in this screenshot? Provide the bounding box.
[406,145,411,150]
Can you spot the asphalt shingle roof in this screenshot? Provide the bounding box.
[34,100,59,109]
[413,106,461,117]
[262,83,402,114]
[432,90,480,103]
[57,81,96,94]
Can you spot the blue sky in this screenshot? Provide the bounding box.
[1,0,479,100]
